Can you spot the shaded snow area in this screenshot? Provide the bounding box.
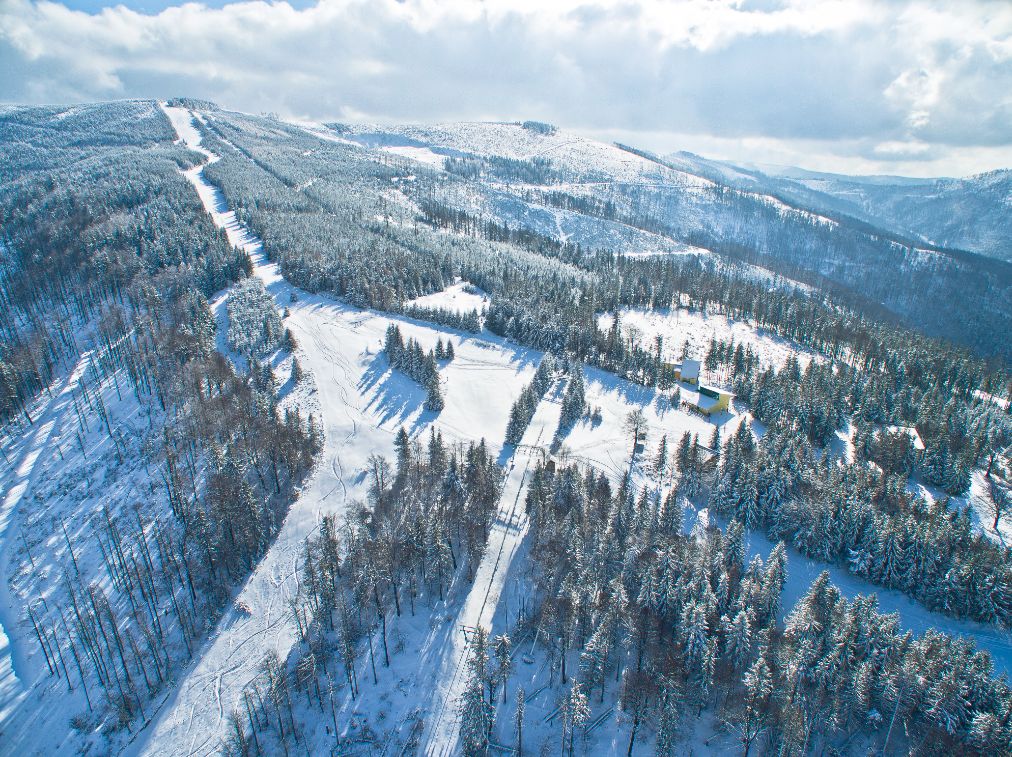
[0,354,95,753]
[600,306,824,376]
[405,280,488,315]
[737,517,1012,678]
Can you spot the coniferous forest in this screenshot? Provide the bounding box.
[0,99,1010,756]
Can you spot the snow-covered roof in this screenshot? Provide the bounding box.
[699,385,734,399]
[683,385,732,412]
[679,359,700,380]
[688,392,720,412]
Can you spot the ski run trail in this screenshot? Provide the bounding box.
[124,104,556,756]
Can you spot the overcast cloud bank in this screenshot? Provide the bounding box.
[1,0,1010,176]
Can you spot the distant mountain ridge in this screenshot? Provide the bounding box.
[665,151,1012,263]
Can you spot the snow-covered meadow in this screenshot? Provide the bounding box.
[598,305,824,378]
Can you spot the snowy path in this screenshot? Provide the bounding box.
[0,352,91,739]
[130,105,353,757]
[421,396,561,757]
[134,104,552,755]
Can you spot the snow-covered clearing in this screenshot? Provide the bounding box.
[600,306,824,375]
[380,145,447,167]
[406,280,488,314]
[620,241,709,258]
[563,365,737,479]
[975,388,1011,413]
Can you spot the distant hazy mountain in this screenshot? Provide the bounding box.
[665,152,1012,262]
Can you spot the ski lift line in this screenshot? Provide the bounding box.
[423,424,543,756]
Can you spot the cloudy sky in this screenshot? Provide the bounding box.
[2,0,1010,177]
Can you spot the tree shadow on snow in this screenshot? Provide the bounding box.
[359,353,428,428]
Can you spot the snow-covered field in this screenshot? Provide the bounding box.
[907,469,1012,548]
[406,280,488,315]
[599,306,824,377]
[563,365,737,479]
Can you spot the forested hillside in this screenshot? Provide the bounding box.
[0,100,1010,756]
[0,101,317,752]
[334,121,1012,359]
[666,156,1012,265]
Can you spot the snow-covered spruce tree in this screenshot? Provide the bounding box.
[459,627,494,757]
[560,681,589,757]
[555,365,586,440]
[514,687,525,757]
[653,433,668,478]
[524,460,1012,753]
[492,633,512,703]
[424,372,444,412]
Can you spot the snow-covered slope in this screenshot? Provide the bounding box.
[3,100,1010,756]
[669,152,1012,263]
[325,119,1012,361]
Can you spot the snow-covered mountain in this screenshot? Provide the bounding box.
[667,152,1012,263]
[2,101,1011,757]
[327,119,1012,360]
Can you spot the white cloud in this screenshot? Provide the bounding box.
[1,0,1010,176]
